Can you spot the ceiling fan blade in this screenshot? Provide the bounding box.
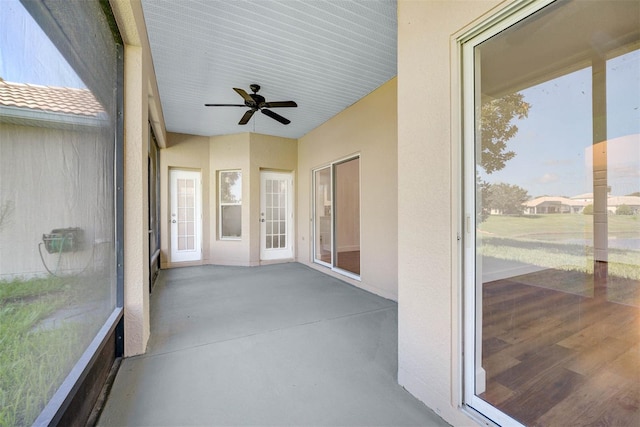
[238,109,255,125]
[204,104,245,107]
[261,108,290,125]
[261,101,297,108]
[233,88,255,104]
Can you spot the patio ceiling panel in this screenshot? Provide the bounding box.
[140,0,397,139]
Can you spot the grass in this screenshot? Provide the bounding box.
[479,213,639,239]
[478,214,640,305]
[0,275,104,427]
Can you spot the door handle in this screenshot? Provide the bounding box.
[172,220,176,223]
[260,219,265,222]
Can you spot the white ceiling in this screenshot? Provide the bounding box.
[140,0,397,139]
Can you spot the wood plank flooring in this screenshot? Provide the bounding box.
[479,272,639,426]
[320,250,360,275]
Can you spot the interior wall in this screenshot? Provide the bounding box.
[396,0,501,424]
[297,77,398,301]
[160,132,296,267]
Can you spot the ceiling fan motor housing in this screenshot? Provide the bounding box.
[249,94,265,109]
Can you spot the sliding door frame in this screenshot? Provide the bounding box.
[460,1,554,425]
[312,154,361,280]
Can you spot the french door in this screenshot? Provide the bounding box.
[170,169,202,263]
[260,171,294,261]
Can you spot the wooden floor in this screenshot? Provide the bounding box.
[480,272,640,426]
[320,250,360,275]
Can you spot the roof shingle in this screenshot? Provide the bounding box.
[0,80,104,117]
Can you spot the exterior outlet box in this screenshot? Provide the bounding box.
[43,228,84,254]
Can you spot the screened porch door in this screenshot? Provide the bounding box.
[260,171,294,261]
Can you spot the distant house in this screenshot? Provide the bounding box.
[608,196,640,214]
[523,196,587,214]
[570,192,594,204]
[522,193,640,215]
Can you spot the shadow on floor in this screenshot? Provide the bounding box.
[97,263,448,426]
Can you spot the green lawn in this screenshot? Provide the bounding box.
[479,213,640,240]
[478,214,640,305]
[0,276,101,427]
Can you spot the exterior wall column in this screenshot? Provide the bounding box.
[123,43,150,356]
[592,57,608,289]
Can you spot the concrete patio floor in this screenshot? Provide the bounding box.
[97,263,448,426]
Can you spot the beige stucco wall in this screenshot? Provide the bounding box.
[161,132,211,267]
[0,124,111,281]
[397,0,502,425]
[297,77,398,301]
[209,133,251,265]
[111,0,167,356]
[248,133,298,265]
[161,132,297,267]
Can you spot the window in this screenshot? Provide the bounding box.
[313,156,360,277]
[0,0,122,424]
[220,170,242,239]
[462,1,639,425]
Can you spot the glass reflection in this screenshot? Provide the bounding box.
[473,1,639,425]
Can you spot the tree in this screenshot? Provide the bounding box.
[220,171,241,203]
[480,93,531,174]
[477,172,491,223]
[583,204,593,215]
[475,93,531,223]
[616,204,633,215]
[486,182,529,215]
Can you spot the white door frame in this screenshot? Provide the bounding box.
[260,170,294,261]
[169,169,202,263]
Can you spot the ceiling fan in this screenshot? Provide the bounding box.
[205,84,297,125]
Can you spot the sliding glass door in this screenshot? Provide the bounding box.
[335,158,360,275]
[463,1,639,425]
[313,156,361,277]
[314,167,332,266]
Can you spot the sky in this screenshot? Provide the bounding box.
[0,0,85,88]
[481,50,640,198]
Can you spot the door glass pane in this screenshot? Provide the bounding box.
[176,178,196,251]
[264,178,287,249]
[314,167,332,264]
[335,158,360,275]
[472,1,639,425]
